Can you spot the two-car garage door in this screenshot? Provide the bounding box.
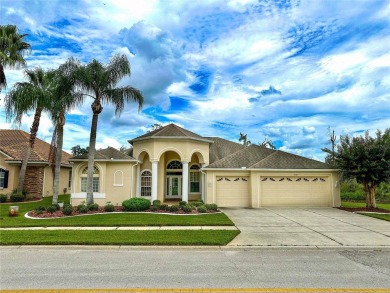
[215,175,332,207]
[261,176,331,207]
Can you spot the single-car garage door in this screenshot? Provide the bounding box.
[216,176,250,207]
[261,176,331,207]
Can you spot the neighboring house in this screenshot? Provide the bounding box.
[0,130,72,197]
[70,124,340,208]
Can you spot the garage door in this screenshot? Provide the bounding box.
[261,176,331,206]
[216,176,250,207]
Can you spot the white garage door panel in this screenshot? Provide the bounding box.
[216,177,250,207]
[261,177,330,206]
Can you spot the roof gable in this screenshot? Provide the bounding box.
[70,147,135,161]
[129,123,208,143]
[0,129,72,165]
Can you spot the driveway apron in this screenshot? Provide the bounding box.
[221,207,390,247]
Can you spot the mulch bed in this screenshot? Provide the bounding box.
[338,207,390,213]
[27,206,218,218]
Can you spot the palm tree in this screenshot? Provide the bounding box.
[5,68,56,195]
[239,133,251,146]
[49,68,83,204]
[64,54,144,204]
[0,25,31,91]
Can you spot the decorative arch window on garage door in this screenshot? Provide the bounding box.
[81,166,99,192]
[141,170,152,197]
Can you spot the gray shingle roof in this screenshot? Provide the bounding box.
[70,147,135,161]
[206,137,246,164]
[206,143,336,170]
[129,123,208,142]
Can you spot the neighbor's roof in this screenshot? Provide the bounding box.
[205,143,336,170]
[129,123,213,143]
[0,129,72,166]
[69,147,136,161]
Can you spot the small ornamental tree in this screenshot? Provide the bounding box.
[329,129,390,208]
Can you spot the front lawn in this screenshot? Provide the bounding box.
[362,214,390,221]
[0,230,240,246]
[341,201,390,210]
[0,195,234,227]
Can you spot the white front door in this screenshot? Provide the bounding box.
[166,176,182,198]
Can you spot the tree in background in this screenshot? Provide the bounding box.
[239,133,251,146]
[321,127,337,165]
[5,68,56,195]
[0,25,31,92]
[63,54,144,205]
[71,145,89,156]
[146,123,163,133]
[259,137,276,149]
[327,129,390,208]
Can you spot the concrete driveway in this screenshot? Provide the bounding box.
[221,207,390,247]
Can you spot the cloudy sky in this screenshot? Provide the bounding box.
[1,0,389,161]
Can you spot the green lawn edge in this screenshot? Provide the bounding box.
[0,230,240,246]
[359,213,390,221]
[341,201,390,210]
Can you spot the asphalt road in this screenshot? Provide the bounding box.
[1,247,390,291]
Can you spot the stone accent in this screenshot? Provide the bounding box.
[24,166,44,198]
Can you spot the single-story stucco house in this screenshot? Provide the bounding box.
[0,130,72,197]
[70,124,340,208]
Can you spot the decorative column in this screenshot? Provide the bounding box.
[201,163,206,202]
[182,161,189,203]
[151,161,158,202]
[136,164,141,197]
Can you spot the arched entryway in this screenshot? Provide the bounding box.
[166,160,183,199]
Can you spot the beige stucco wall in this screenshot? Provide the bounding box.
[204,169,341,208]
[42,166,72,197]
[0,154,19,195]
[71,161,136,206]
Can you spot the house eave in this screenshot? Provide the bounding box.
[129,136,214,144]
[5,160,50,166]
[202,168,340,172]
[0,150,13,159]
[68,159,138,163]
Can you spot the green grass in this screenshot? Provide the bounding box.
[0,230,240,246]
[341,201,390,210]
[362,214,390,221]
[0,195,234,227]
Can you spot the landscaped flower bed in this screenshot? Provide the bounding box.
[26,199,220,218]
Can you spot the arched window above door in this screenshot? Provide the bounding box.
[167,160,182,170]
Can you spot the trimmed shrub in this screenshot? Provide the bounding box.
[150,205,159,212]
[169,205,179,212]
[159,204,168,211]
[46,206,57,214]
[78,205,88,213]
[104,204,115,212]
[64,204,72,210]
[183,204,194,213]
[63,206,73,216]
[179,200,187,206]
[193,202,204,207]
[35,206,46,212]
[122,198,151,212]
[205,203,218,211]
[10,193,25,202]
[197,206,207,213]
[196,199,204,203]
[52,203,61,211]
[152,200,161,207]
[87,203,99,211]
[0,194,7,203]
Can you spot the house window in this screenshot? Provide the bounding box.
[80,166,99,192]
[167,160,182,170]
[0,168,9,188]
[190,164,200,193]
[141,170,152,197]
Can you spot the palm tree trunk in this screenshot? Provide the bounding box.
[52,113,65,204]
[86,99,102,205]
[17,107,42,195]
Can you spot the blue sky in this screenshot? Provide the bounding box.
[1,0,389,161]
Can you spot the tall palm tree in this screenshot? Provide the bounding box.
[0,25,31,91]
[49,67,83,204]
[5,68,56,195]
[64,54,144,204]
